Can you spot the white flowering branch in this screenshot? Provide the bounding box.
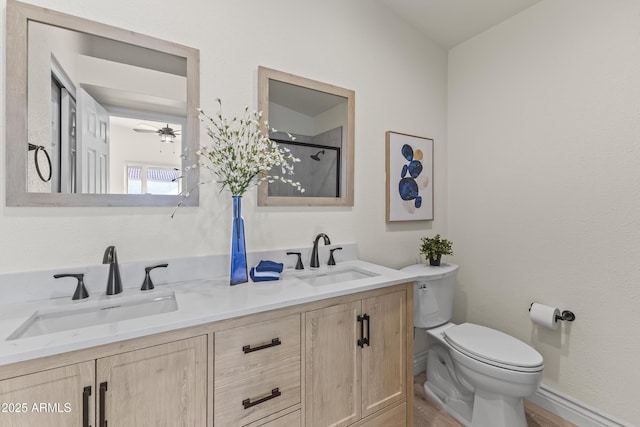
[171,99,304,217]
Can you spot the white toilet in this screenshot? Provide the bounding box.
[402,263,543,427]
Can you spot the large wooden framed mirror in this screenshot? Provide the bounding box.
[257,66,355,207]
[5,0,200,207]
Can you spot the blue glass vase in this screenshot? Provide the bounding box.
[230,195,248,285]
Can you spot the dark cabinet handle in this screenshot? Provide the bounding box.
[242,388,281,410]
[99,382,108,427]
[363,314,370,347]
[357,315,365,348]
[82,386,92,427]
[357,314,370,348]
[242,338,281,354]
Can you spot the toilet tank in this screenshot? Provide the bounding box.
[401,263,459,329]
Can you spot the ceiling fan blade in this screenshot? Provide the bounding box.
[133,128,159,133]
[134,122,160,131]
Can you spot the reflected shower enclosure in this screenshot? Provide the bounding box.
[269,133,341,198]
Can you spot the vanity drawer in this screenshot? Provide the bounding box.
[214,361,300,426]
[214,314,301,385]
[214,314,301,426]
[258,409,301,427]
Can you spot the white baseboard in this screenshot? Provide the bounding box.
[413,353,633,427]
[528,384,633,427]
[413,351,428,376]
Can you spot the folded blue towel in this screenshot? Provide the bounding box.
[254,260,284,273]
[250,267,280,282]
[252,270,280,279]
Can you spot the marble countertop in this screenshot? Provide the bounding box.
[0,259,416,366]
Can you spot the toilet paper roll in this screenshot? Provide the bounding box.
[530,303,561,330]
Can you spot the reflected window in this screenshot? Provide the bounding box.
[126,164,180,195]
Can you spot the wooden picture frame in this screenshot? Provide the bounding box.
[385,131,434,222]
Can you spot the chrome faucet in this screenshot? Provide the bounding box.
[310,233,331,268]
[103,246,122,295]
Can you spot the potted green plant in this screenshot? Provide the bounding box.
[419,234,453,266]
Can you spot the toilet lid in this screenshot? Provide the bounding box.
[444,323,543,371]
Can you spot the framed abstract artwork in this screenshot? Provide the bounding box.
[385,131,434,222]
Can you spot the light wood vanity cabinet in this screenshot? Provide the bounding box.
[0,282,412,427]
[0,336,207,427]
[304,290,408,427]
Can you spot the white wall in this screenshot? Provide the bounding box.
[448,0,640,424]
[0,0,448,276]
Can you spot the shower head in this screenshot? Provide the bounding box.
[311,149,325,161]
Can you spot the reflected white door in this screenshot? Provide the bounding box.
[60,88,76,193]
[76,88,109,194]
[50,79,61,192]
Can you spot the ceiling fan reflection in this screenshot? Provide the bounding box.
[133,123,181,143]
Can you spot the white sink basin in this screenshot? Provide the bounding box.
[7,292,178,340]
[299,267,379,286]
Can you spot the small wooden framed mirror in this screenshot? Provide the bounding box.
[257,66,355,207]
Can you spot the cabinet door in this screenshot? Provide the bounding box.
[361,290,406,418]
[96,335,207,427]
[0,361,94,427]
[352,402,406,427]
[305,301,361,427]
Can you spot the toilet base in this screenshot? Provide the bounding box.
[471,389,527,427]
[424,378,529,427]
[424,346,473,425]
[424,381,472,426]
[424,344,531,427]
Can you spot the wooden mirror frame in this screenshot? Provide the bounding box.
[257,66,355,207]
[5,0,200,207]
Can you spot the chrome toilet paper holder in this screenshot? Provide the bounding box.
[529,303,576,322]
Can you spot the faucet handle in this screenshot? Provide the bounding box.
[328,247,343,266]
[53,273,89,300]
[286,252,304,270]
[141,263,169,291]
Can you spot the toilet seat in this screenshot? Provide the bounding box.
[444,323,543,373]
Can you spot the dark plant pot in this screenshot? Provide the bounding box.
[429,255,442,266]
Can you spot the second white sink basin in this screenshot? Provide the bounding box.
[7,292,178,340]
[299,266,379,286]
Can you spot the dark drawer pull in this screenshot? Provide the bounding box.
[99,382,108,427]
[242,388,281,410]
[363,313,370,347]
[242,338,281,354]
[357,315,365,348]
[82,386,92,427]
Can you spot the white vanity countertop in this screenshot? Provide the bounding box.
[0,259,416,366]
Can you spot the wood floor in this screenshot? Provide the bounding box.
[413,373,577,427]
